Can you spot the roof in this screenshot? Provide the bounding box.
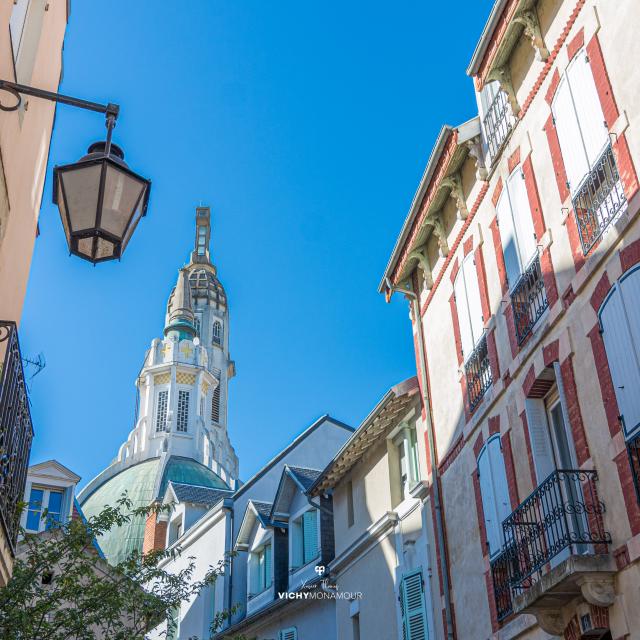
[235,500,277,550]
[310,378,420,494]
[167,482,232,507]
[79,456,229,565]
[251,500,273,527]
[467,0,509,76]
[287,466,322,491]
[28,459,81,484]
[270,465,322,520]
[231,415,354,500]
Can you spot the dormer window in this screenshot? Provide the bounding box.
[249,542,272,597]
[25,487,64,532]
[212,321,222,346]
[291,508,319,570]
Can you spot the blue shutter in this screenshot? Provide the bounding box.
[400,569,428,640]
[303,509,318,564]
[265,543,272,588]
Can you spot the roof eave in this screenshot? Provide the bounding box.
[466,0,509,76]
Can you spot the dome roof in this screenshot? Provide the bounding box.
[79,456,229,565]
[188,265,226,307]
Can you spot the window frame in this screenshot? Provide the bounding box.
[25,486,65,533]
[155,387,169,433]
[454,252,485,363]
[249,536,273,597]
[289,506,320,572]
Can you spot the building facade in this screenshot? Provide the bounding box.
[0,0,69,587]
[78,207,239,565]
[381,0,640,638]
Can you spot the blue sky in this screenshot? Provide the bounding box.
[21,1,488,485]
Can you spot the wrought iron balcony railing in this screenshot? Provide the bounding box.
[627,431,640,504]
[0,321,34,554]
[573,143,626,255]
[511,254,548,345]
[464,333,492,411]
[490,470,610,621]
[483,89,513,161]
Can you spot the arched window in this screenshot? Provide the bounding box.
[599,266,640,437]
[211,385,221,424]
[477,435,511,558]
[212,321,222,346]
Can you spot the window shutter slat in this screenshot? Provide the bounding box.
[265,543,272,588]
[508,168,537,267]
[487,437,512,536]
[601,277,640,436]
[524,398,556,483]
[496,191,521,289]
[568,49,609,167]
[552,76,590,192]
[303,509,318,564]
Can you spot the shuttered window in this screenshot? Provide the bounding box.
[278,628,297,640]
[525,398,557,483]
[291,508,319,569]
[211,385,221,423]
[399,569,428,640]
[496,167,537,288]
[177,390,190,432]
[599,267,640,437]
[477,436,512,558]
[552,49,609,193]
[454,253,485,360]
[155,390,168,432]
[250,542,272,595]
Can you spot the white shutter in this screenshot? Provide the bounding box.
[462,254,484,346]
[568,49,609,167]
[508,168,537,266]
[487,437,512,536]
[454,271,473,359]
[600,278,640,437]
[9,0,30,62]
[525,399,556,483]
[552,76,590,193]
[496,191,521,288]
[478,445,500,557]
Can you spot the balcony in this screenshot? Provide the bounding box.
[464,333,492,411]
[0,321,34,556]
[491,470,612,628]
[483,89,513,162]
[573,144,627,255]
[511,254,548,345]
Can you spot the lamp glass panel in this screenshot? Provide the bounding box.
[56,181,71,242]
[95,237,115,260]
[100,164,146,238]
[77,237,94,259]
[60,163,102,232]
[121,186,147,251]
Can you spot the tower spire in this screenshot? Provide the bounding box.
[164,268,196,339]
[191,206,212,265]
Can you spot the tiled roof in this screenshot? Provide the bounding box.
[287,466,322,491]
[251,500,273,526]
[169,482,232,506]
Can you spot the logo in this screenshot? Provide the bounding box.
[314,565,326,576]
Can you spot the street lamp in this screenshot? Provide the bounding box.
[0,80,151,264]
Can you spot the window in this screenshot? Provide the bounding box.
[177,390,190,432]
[211,385,221,423]
[291,509,318,569]
[346,480,354,527]
[25,488,64,532]
[352,614,361,640]
[249,542,272,596]
[212,321,222,346]
[552,49,625,253]
[9,0,30,65]
[399,569,428,640]
[278,628,297,640]
[454,253,484,361]
[155,390,168,432]
[477,436,512,558]
[599,267,640,438]
[196,226,207,256]
[194,313,202,337]
[393,427,420,502]
[480,81,514,162]
[497,167,548,344]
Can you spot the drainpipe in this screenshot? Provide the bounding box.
[385,278,455,640]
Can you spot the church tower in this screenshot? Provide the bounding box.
[78,207,238,564]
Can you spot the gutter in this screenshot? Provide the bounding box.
[385,278,455,640]
[466,0,509,76]
[378,126,453,294]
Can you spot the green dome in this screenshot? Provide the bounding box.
[79,456,229,565]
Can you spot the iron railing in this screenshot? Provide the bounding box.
[483,89,513,161]
[464,333,492,411]
[490,548,515,621]
[511,254,548,345]
[573,143,626,255]
[0,321,34,554]
[627,431,640,505]
[502,470,610,589]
